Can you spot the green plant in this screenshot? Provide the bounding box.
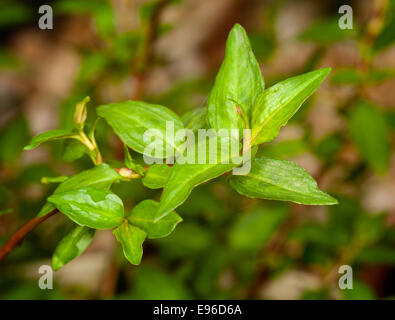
[0,24,336,269]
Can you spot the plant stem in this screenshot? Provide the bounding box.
[0,162,145,264]
[0,209,58,263]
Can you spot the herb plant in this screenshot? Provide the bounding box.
[0,24,337,269]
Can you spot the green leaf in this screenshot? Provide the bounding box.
[59,165,120,192]
[207,23,264,132]
[37,163,120,217]
[52,226,95,271]
[123,144,145,176]
[113,220,146,265]
[142,164,171,189]
[182,108,207,131]
[157,163,235,220]
[128,200,182,239]
[349,102,390,175]
[157,136,240,219]
[229,157,337,205]
[24,129,78,150]
[48,187,124,229]
[229,206,288,251]
[97,100,184,158]
[251,68,330,145]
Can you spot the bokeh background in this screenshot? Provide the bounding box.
[0,0,395,299]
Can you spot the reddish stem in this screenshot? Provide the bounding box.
[0,209,58,263]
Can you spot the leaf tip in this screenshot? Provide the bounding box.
[51,255,63,271]
[321,193,338,205]
[23,145,33,151]
[319,66,332,78]
[229,23,248,38]
[328,196,339,205]
[232,23,243,30]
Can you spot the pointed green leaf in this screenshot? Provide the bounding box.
[113,220,146,265]
[158,163,235,219]
[58,164,120,193]
[251,68,330,145]
[48,187,124,229]
[157,136,240,219]
[52,225,95,271]
[24,129,77,150]
[207,23,264,131]
[349,102,390,175]
[37,163,120,217]
[142,164,171,189]
[97,100,184,158]
[229,158,337,205]
[128,200,182,239]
